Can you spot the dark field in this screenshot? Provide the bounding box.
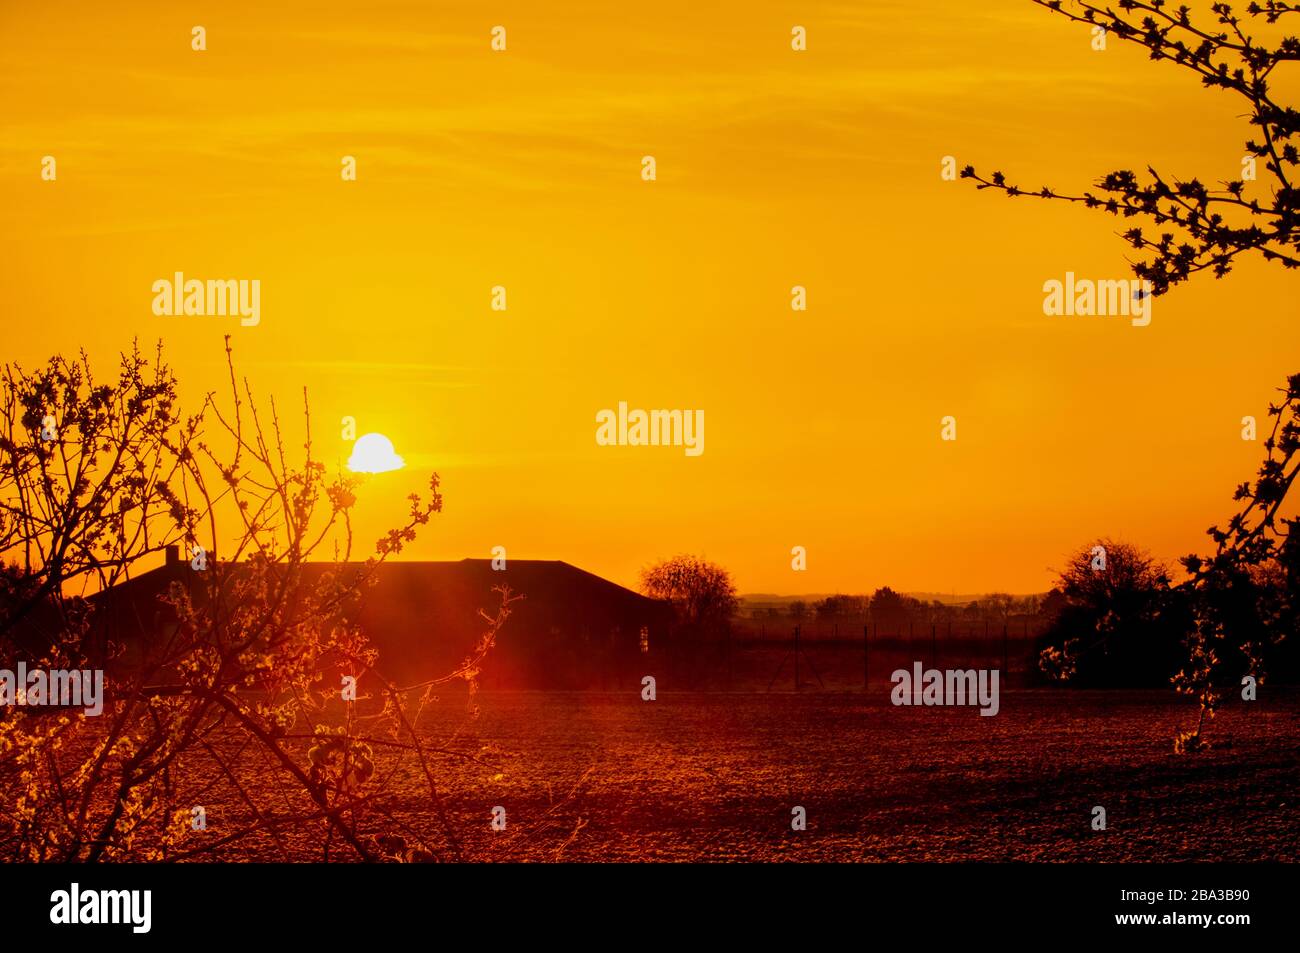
[137,688,1299,862]
[400,688,1300,862]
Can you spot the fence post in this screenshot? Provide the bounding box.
[727,626,733,691]
[863,624,869,690]
[1003,622,1009,683]
[794,624,801,692]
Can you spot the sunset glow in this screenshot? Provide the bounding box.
[2,0,1295,595]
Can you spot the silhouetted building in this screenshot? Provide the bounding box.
[85,547,673,690]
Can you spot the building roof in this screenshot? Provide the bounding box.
[87,555,673,684]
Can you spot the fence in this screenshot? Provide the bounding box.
[653,621,1045,692]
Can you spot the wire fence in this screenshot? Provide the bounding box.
[656,620,1048,692]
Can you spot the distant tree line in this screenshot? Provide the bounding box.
[752,590,1057,628]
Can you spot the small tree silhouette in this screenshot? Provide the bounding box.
[0,342,195,653]
[641,555,738,637]
[1037,539,1190,686]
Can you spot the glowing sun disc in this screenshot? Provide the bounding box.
[347,432,405,473]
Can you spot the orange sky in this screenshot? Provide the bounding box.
[2,0,1296,596]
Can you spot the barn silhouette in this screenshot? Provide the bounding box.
[85,547,674,690]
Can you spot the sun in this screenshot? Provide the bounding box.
[347,433,405,474]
